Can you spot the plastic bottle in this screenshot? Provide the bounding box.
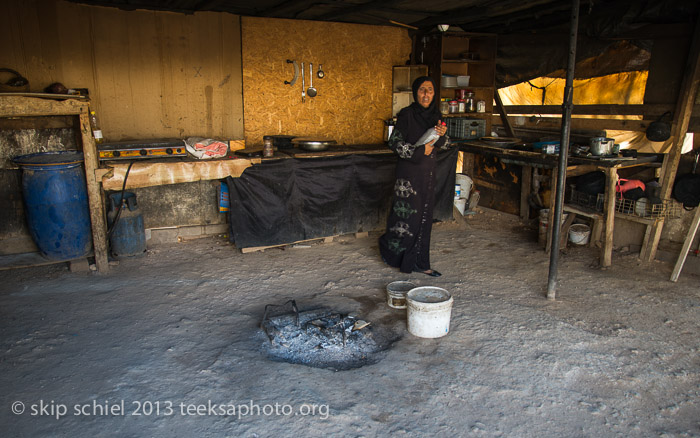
[89,111,104,144]
[415,121,447,145]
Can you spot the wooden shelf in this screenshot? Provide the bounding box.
[441,86,494,91]
[413,31,497,136]
[441,59,493,64]
[442,113,490,118]
[0,95,109,272]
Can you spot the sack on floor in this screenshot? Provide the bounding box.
[673,173,700,207]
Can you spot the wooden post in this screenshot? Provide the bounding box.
[494,90,517,138]
[644,17,700,262]
[671,205,700,282]
[520,165,532,220]
[79,109,109,272]
[545,171,557,254]
[601,168,618,267]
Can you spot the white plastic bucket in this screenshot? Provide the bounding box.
[386,281,415,309]
[538,209,568,248]
[455,174,472,199]
[406,287,453,338]
[569,223,591,245]
[454,198,467,215]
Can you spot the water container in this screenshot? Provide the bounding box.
[406,287,454,338]
[13,151,92,261]
[107,192,146,257]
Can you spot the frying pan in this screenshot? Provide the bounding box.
[292,137,336,151]
[646,111,671,142]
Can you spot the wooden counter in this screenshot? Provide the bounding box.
[456,140,663,267]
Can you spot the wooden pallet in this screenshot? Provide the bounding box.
[240,232,370,253]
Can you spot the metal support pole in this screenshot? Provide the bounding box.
[547,0,580,300]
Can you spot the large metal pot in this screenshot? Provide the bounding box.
[292,137,337,151]
[589,137,615,156]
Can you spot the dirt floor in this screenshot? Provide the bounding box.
[1,209,699,437]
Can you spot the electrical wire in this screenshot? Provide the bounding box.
[107,161,135,240]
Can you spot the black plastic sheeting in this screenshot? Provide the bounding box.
[227,147,459,249]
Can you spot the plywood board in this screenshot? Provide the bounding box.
[0,1,244,141]
[241,17,412,147]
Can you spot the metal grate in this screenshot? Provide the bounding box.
[569,189,604,212]
[611,196,682,219]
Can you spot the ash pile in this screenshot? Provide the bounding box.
[260,300,398,370]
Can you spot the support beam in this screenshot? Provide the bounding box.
[495,90,517,138]
[547,0,579,300]
[644,16,700,262]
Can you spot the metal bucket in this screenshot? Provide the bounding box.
[386,281,415,309]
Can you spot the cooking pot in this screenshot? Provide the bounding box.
[646,111,671,142]
[589,137,615,156]
[267,134,296,150]
[292,137,337,151]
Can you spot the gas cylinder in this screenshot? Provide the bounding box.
[107,192,146,257]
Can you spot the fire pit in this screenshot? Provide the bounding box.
[260,300,399,370]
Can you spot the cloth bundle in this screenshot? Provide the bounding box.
[185,137,228,159]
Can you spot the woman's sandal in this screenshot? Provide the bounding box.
[414,268,442,277]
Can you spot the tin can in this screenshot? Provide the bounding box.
[263,136,274,157]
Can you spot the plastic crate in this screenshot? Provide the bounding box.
[447,118,486,140]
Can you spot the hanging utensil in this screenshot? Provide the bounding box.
[317,64,324,79]
[301,62,305,103]
[307,63,317,98]
[284,59,299,86]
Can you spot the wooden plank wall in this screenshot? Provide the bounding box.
[241,17,412,146]
[0,0,244,141]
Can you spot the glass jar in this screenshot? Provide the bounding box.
[477,100,486,113]
[448,100,459,114]
[263,136,274,157]
[465,91,476,112]
[457,99,466,113]
[440,99,449,115]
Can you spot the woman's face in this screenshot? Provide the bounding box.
[416,81,435,109]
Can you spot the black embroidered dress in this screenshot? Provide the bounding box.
[378,76,450,274]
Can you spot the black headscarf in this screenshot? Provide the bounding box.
[395,76,441,144]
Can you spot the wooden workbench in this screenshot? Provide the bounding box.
[0,95,109,272]
[457,140,662,267]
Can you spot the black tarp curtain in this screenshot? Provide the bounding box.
[227,147,459,249]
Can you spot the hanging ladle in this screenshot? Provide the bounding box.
[307,62,317,98]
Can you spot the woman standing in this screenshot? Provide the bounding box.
[379,76,450,277]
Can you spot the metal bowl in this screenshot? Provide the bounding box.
[292,137,337,151]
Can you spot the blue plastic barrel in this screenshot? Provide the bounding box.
[13,151,92,261]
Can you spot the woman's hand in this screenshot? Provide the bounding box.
[424,140,435,155]
[435,120,447,137]
[425,121,446,155]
